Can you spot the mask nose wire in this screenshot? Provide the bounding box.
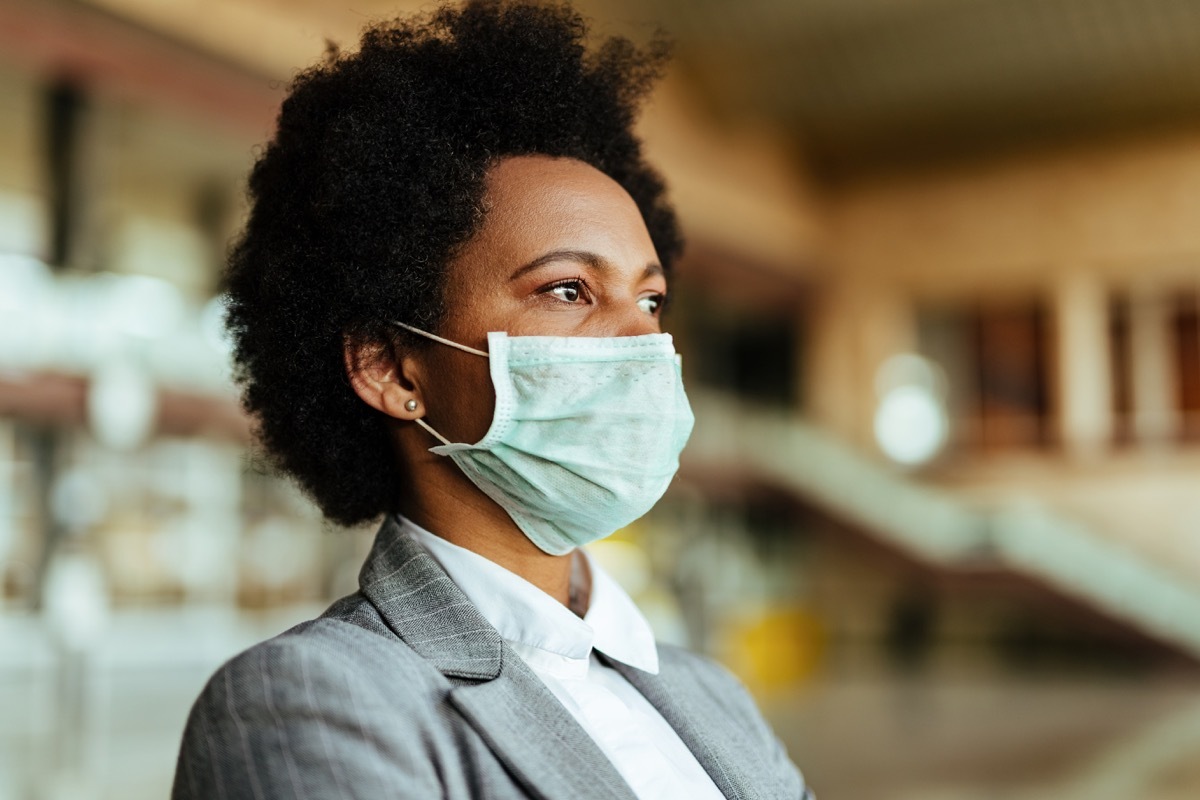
[391,320,490,448]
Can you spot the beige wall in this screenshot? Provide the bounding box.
[638,73,823,274]
[808,130,1200,581]
[827,132,1200,292]
[812,131,1200,443]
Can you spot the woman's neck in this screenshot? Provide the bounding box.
[401,464,575,607]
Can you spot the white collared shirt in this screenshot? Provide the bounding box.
[396,515,726,800]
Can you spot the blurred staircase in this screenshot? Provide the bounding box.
[684,392,1200,659]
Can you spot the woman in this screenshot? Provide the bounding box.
[172,2,812,798]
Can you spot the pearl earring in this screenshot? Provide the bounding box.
[405,399,418,412]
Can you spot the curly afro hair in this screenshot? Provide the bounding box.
[224,0,682,527]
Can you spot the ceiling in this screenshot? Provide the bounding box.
[54,0,1200,178]
[639,0,1200,176]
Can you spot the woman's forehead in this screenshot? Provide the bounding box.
[482,155,634,217]
[457,155,657,275]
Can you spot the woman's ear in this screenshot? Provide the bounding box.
[343,335,425,421]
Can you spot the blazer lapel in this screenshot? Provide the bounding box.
[359,517,637,800]
[359,516,503,679]
[448,663,638,800]
[603,656,771,800]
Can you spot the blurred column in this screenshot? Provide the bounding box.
[0,422,17,596]
[1128,285,1178,446]
[44,79,92,270]
[28,425,65,612]
[861,283,917,452]
[807,278,860,439]
[179,441,242,605]
[1055,271,1112,458]
[32,77,95,610]
[43,518,109,796]
[808,279,916,450]
[145,440,244,608]
[194,178,235,296]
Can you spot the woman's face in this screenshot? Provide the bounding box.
[409,155,668,445]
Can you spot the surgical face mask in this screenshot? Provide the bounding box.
[393,321,695,556]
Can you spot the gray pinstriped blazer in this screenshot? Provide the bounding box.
[172,516,812,799]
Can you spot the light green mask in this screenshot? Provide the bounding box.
[394,322,695,555]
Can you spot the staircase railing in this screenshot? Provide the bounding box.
[684,391,1200,658]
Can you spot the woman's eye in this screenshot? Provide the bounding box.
[546,281,585,303]
[637,294,664,315]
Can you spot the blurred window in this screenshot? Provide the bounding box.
[1172,290,1200,440]
[918,299,1052,451]
[686,307,800,409]
[730,320,799,408]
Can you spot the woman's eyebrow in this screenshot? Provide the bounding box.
[508,249,602,281]
[508,249,664,281]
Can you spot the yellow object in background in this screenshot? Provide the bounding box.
[719,606,825,695]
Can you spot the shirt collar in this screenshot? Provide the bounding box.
[582,547,660,674]
[394,514,659,675]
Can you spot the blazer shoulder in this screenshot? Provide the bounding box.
[655,642,813,798]
[655,641,746,694]
[654,643,761,726]
[172,615,448,800]
[194,611,447,716]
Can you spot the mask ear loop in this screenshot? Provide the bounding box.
[392,320,490,447]
[413,418,453,446]
[392,321,490,357]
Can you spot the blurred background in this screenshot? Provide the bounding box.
[3,0,1200,798]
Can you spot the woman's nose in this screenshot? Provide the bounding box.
[610,302,661,338]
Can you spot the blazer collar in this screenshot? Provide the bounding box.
[358,515,504,679]
[357,516,639,800]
